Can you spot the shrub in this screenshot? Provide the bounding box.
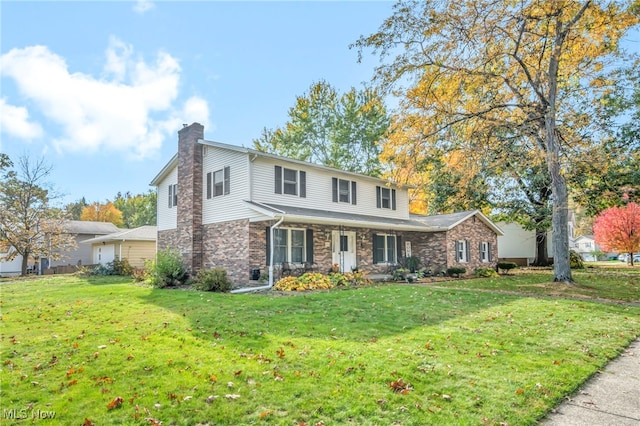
[131,267,147,282]
[275,273,334,291]
[475,267,498,278]
[406,256,420,272]
[195,268,232,292]
[149,248,188,288]
[93,262,115,276]
[570,249,585,269]
[112,259,134,276]
[447,267,466,278]
[497,262,518,274]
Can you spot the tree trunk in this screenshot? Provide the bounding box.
[20,251,29,276]
[532,229,550,266]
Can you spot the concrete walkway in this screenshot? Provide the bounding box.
[540,338,639,425]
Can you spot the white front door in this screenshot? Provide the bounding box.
[332,231,357,272]
[93,244,115,265]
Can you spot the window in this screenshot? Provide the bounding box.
[456,240,470,262]
[268,227,313,264]
[376,186,396,210]
[207,166,230,199]
[274,166,306,197]
[332,178,357,204]
[373,234,397,264]
[479,241,492,262]
[168,183,178,208]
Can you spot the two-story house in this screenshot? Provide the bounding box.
[150,123,503,285]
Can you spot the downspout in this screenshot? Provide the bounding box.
[231,214,285,294]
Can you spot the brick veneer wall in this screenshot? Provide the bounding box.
[202,219,251,283]
[176,123,204,273]
[445,217,498,273]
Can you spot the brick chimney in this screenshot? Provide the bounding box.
[177,123,204,273]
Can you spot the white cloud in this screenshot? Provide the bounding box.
[0,39,210,159]
[0,97,43,140]
[133,0,155,14]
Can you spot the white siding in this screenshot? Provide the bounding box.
[497,222,553,260]
[202,147,263,224]
[0,248,23,276]
[251,157,411,219]
[157,166,178,231]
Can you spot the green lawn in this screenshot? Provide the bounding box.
[2,272,639,425]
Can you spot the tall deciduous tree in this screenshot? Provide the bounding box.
[253,80,390,176]
[65,197,89,220]
[593,202,640,266]
[113,191,157,228]
[354,0,639,282]
[0,155,76,275]
[80,202,124,227]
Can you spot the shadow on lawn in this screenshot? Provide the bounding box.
[140,284,524,351]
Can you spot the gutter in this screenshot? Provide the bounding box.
[231,211,285,294]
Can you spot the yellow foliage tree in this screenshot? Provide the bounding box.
[355,0,639,282]
[80,202,124,227]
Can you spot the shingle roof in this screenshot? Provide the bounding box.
[81,226,157,244]
[64,220,120,235]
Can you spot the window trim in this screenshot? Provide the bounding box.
[274,165,306,198]
[456,240,470,263]
[273,227,308,264]
[168,183,178,208]
[373,233,397,264]
[207,166,231,199]
[479,241,492,263]
[376,186,396,210]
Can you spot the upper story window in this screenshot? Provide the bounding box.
[332,178,357,205]
[376,186,396,210]
[456,240,470,263]
[275,165,306,197]
[168,183,178,208]
[207,166,230,199]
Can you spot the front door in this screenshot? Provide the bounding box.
[332,231,357,272]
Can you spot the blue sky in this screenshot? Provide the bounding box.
[1,0,394,205]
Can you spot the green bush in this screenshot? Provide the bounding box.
[570,249,585,269]
[148,248,188,288]
[112,259,134,276]
[447,267,466,278]
[195,268,232,292]
[406,256,420,272]
[475,267,499,278]
[497,262,518,274]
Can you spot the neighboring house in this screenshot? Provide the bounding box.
[496,212,576,266]
[82,226,157,268]
[0,242,22,277]
[572,235,610,261]
[0,220,119,276]
[150,123,503,285]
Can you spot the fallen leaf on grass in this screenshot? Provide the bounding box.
[259,410,273,418]
[107,396,124,410]
[83,418,94,426]
[225,394,240,399]
[388,378,413,394]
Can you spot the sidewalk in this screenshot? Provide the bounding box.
[540,338,639,425]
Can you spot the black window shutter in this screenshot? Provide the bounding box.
[455,241,460,261]
[392,189,397,210]
[274,166,282,194]
[224,166,230,195]
[168,185,172,208]
[465,240,471,262]
[479,241,483,260]
[372,234,380,264]
[300,171,306,198]
[332,178,338,202]
[488,242,493,261]
[396,235,403,263]
[206,172,212,199]
[265,227,271,266]
[376,186,381,208]
[306,229,314,263]
[351,181,357,205]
